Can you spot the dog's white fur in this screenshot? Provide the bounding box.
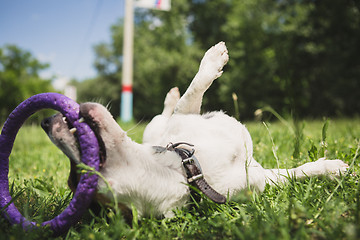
[45,42,348,218]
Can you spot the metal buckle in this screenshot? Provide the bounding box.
[188,174,204,183]
[182,156,195,165]
[166,142,194,151]
[165,142,204,180]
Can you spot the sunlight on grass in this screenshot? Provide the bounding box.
[9,125,69,186]
[0,118,359,239]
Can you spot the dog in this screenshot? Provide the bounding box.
[41,42,349,218]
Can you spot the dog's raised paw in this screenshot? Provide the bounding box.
[199,41,229,82]
[164,87,180,108]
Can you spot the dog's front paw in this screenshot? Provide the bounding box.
[199,42,229,83]
[162,87,181,117]
[164,87,180,109]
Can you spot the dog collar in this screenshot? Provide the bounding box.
[153,142,226,204]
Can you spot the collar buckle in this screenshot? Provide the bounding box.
[154,142,226,204]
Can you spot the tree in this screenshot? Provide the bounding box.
[207,0,287,118]
[0,45,54,123]
[82,0,360,121]
[303,0,360,117]
[78,0,203,120]
[193,0,360,119]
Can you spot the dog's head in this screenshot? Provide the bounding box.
[42,103,135,220]
[41,103,108,190]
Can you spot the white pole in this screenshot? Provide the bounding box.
[121,0,134,122]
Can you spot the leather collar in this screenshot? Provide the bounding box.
[153,142,226,204]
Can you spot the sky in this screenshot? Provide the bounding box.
[0,0,125,89]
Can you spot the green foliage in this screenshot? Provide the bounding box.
[215,0,360,118]
[77,0,360,120]
[1,2,351,123]
[0,45,55,123]
[0,119,359,239]
[131,1,203,119]
[76,0,203,120]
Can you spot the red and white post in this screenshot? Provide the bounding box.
[121,0,134,122]
[121,0,171,122]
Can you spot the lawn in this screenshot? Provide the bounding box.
[0,118,359,239]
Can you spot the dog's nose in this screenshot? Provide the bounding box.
[41,116,53,133]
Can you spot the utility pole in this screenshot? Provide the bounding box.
[120,0,134,122]
[120,0,171,122]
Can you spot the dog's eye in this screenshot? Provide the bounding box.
[63,117,68,124]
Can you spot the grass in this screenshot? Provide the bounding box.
[0,118,359,239]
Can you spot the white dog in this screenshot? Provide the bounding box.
[42,42,348,218]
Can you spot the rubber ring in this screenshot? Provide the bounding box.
[0,93,100,236]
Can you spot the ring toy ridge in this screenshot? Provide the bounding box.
[0,93,100,235]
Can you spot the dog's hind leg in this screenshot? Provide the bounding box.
[264,158,349,184]
[174,42,229,115]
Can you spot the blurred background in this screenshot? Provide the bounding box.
[1,0,359,123]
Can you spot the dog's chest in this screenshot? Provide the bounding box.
[96,150,189,216]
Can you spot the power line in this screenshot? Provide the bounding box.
[70,0,103,79]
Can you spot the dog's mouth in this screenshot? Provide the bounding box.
[76,114,107,167]
[41,113,107,168]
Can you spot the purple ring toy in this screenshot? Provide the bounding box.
[0,93,100,235]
